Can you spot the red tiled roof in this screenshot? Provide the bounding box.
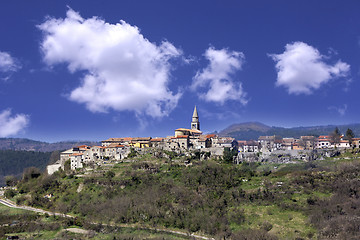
[108,144,125,148]
[102,137,133,142]
[71,153,83,156]
[122,137,133,141]
[151,138,163,142]
[206,134,216,138]
[131,137,151,141]
[176,135,189,139]
[76,145,89,148]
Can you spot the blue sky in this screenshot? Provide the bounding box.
[0,0,359,142]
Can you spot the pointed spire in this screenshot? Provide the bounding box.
[192,105,198,118]
[191,105,200,130]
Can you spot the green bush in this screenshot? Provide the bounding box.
[4,188,17,198]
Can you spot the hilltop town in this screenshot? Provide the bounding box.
[47,106,360,173]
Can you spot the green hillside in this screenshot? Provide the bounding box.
[0,138,99,152]
[3,150,360,239]
[219,122,360,140]
[0,150,52,186]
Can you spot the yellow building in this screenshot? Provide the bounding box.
[129,137,152,148]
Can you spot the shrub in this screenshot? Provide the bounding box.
[228,208,246,225]
[5,175,18,186]
[105,170,115,179]
[4,189,17,198]
[22,167,41,181]
[261,221,273,232]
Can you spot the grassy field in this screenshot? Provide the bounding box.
[0,202,34,215]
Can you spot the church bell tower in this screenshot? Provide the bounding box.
[191,106,200,131]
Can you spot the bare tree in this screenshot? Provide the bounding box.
[345,128,355,146]
[330,127,341,148]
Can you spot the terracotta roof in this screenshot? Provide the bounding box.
[151,138,163,142]
[282,138,295,143]
[131,137,151,141]
[76,145,89,148]
[108,143,125,148]
[102,137,133,142]
[71,153,83,156]
[122,137,133,141]
[176,135,189,139]
[205,134,216,138]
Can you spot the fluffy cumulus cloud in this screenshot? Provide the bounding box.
[191,47,247,105]
[0,109,29,137]
[38,8,182,117]
[269,42,350,94]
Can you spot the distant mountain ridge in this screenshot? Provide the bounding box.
[219,122,360,140]
[0,138,100,152]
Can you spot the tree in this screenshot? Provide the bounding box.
[5,175,18,186]
[22,167,42,181]
[345,128,355,146]
[105,170,115,179]
[223,147,238,164]
[330,127,341,147]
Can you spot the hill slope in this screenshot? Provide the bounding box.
[0,150,52,186]
[219,122,360,140]
[0,138,99,152]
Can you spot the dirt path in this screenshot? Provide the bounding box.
[0,197,214,240]
[63,227,90,234]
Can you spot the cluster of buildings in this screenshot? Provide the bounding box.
[238,135,360,153]
[48,106,237,172]
[46,106,359,174]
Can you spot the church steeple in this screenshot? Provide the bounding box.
[191,106,200,130]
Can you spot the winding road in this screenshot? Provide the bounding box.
[0,197,214,240]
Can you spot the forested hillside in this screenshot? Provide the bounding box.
[5,150,360,239]
[0,150,52,186]
[0,138,99,152]
[219,122,360,140]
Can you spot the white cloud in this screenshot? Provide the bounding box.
[0,51,21,72]
[38,8,182,117]
[0,51,21,80]
[0,109,29,137]
[191,47,247,105]
[328,104,347,116]
[269,42,350,94]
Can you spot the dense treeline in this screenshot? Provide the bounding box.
[221,122,360,140]
[0,138,99,152]
[9,153,360,239]
[0,150,52,186]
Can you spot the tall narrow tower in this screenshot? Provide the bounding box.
[191,106,200,131]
